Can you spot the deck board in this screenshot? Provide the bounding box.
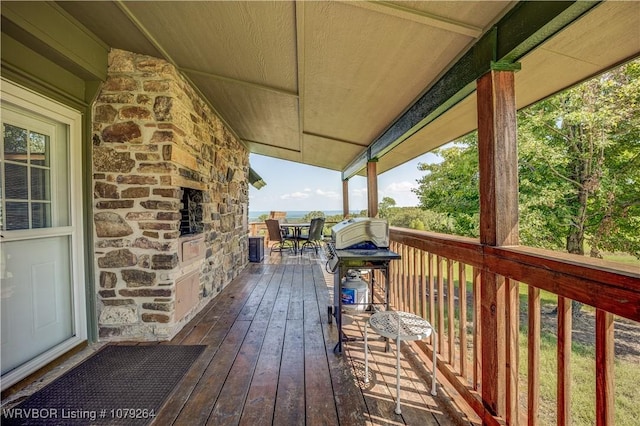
[152,250,462,425]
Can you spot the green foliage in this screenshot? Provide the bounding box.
[302,211,325,221]
[412,133,480,238]
[383,206,459,233]
[410,59,640,258]
[378,197,396,219]
[409,219,425,230]
[518,59,640,257]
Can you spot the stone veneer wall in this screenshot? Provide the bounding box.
[92,49,249,340]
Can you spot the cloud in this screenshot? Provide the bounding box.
[384,181,417,193]
[316,189,340,199]
[280,191,310,200]
[350,188,367,198]
[379,181,419,206]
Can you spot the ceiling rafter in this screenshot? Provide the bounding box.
[242,138,301,153]
[302,131,368,148]
[348,1,483,38]
[180,67,298,98]
[243,130,366,155]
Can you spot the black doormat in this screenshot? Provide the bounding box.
[2,344,205,425]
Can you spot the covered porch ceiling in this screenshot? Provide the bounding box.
[52,1,640,177]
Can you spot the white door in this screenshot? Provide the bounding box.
[1,80,86,389]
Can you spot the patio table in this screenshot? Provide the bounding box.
[280,223,310,254]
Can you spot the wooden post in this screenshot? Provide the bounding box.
[342,179,350,218]
[478,69,519,247]
[477,68,519,419]
[367,160,378,217]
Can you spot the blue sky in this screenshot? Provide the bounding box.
[248,152,441,213]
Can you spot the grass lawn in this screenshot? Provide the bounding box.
[515,281,640,425]
[428,259,638,425]
[518,326,640,425]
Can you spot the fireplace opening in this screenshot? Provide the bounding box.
[180,187,204,236]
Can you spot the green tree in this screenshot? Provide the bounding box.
[384,206,456,232]
[409,219,425,230]
[378,197,396,219]
[519,59,640,258]
[412,59,640,266]
[302,211,325,221]
[413,133,479,238]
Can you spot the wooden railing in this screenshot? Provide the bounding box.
[248,222,268,239]
[384,227,640,426]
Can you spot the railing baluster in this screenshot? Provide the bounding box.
[596,309,614,426]
[506,278,520,426]
[414,247,420,315]
[447,258,455,366]
[408,246,415,314]
[528,286,540,426]
[402,244,408,311]
[557,296,572,426]
[392,241,400,309]
[437,256,445,356]
[459,262,468,380]
[428,253,435,347]
[473,267,481,391]
[421,251,427,321]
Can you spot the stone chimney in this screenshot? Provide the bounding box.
[92,49,249,341]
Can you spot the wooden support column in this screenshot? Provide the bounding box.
[367,160,379,217]
[342,179,350,218]
[477,67,519,420]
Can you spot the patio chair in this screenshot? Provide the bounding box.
[265,219,295,254]
[269,211,293,238]
[268,211,287,220]
[299,217,325,253]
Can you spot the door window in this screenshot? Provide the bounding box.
[1,108,69,232]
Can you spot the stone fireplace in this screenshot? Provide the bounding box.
[179,187,204,236]
[92,49,249,341]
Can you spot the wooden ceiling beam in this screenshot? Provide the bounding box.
[180,67,298,98]
[348,1,483,38]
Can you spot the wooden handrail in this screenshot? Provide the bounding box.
[391,227,640,322]
[387,227,640,425]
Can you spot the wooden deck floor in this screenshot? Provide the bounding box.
[154,249,465,426]
[1,248,468,425]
